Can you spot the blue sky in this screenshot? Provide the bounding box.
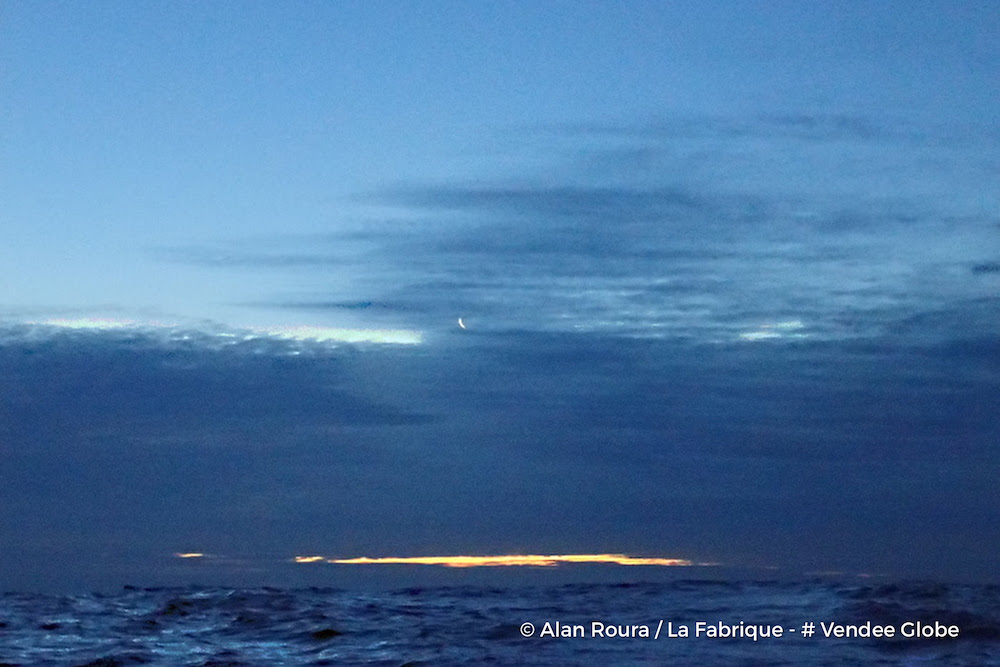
[4,1,995,331]
[1,2,999,591]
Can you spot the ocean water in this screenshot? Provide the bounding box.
[1,580,999,666]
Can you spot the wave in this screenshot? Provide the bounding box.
[1,581,998,665]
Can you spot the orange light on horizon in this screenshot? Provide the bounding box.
[294,553,698,568]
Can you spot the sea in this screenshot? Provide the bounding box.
[2,580,999,665]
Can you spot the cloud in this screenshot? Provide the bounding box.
[155,246,346,268]
[378,184,706,221]
[972,261,1000,274]
[25,111,982,588]
[153,111,998,348]
[534,113,903,143]
[0,325,434,444]
[3,295,999,588]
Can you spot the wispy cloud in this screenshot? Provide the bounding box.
[153,113,998,346]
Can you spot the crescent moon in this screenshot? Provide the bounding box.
[457,317,467,330]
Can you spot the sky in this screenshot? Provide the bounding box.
[1,1,999,592]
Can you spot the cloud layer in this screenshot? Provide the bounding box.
[4,113,998,591]
[162,114,998,348]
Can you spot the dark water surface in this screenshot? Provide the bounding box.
[2,580,999,665]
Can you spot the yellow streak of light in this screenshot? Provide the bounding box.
[174,552,205,558]
[295,553,695,568]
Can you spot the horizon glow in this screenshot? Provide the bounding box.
[296,554,700,568]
